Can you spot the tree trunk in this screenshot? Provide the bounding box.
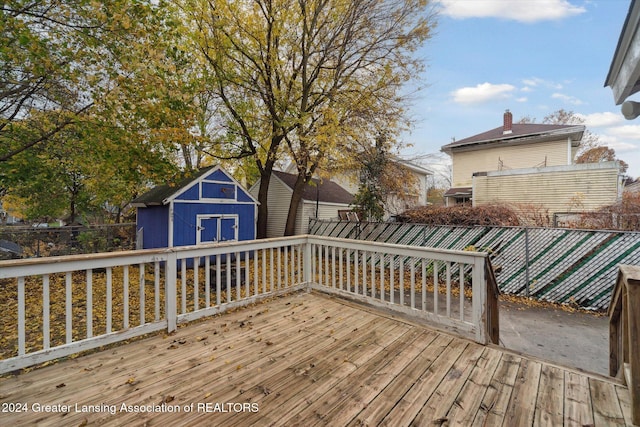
[256,160,276,239]
[284,173,308,236]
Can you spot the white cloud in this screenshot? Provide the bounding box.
[515,97,528,103]
[521,77,564,90]
[552,92,584,105]
[575,112,624,128]
[607,124,640,140]
[438,0,586,23]
[597,134,638,153]
[451,82,515,104]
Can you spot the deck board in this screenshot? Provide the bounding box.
[0,291,632,426]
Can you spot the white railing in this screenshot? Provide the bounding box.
[609,265,640,425]
[305,236,494,344]
[0,235,495,374]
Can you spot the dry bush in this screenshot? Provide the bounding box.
[568,191,640,231]
[397,204,521,226]
[509,203,552,227]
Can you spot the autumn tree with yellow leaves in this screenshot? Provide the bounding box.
[185,0,435,237]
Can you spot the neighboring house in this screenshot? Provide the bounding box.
[285,157,433,220]
[0,201,21,225]
[473,162,622,213]
[131,166,257,248]
[625,179,640,194]
[605,0,640,120]
[249,170,353,238]
[441,110,622,213]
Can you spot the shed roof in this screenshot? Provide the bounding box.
[131,166,260,208]
[131,167,215,207]
[443,187,472,198]
[273,170,354,205]
[441,123,584,154]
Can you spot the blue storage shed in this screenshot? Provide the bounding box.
[131,166,257,248]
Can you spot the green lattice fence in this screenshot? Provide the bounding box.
[308,219,640,311]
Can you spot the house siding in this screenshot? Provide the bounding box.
[250,173,353,238]
[452,138,572,187]
[264,178,292,238]
[472,162,621,214]
[137,206,169,249]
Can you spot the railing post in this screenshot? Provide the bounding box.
[624,268,640,425]
[610,264,640,425]
[485,258,500,345]
[472,255,487,344]
[165,250,177,333]
[303,238,312,289]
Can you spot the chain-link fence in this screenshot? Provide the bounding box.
[308,219,640,311]
[0,223,137,259]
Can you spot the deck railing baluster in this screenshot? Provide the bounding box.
[0,235,496,374]
[123,266,129,329]
[459,263,465,322]
[17,276,25,355]
[139,263,145,325]
[65,272,72,344]
[106,267,112,333]
[194,258,199,311]
[205,256,211,308]
[86,269,93,338]
[154,262,160,320]
[43,274,50,349]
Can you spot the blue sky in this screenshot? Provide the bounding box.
[404,0,640,179]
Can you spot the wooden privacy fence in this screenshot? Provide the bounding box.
[309,219,640,311]
[0,235,496,374]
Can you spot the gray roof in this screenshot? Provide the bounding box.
[131,167,215,206]
[273,171,354,205]
[441,123,584,154]
[605,0,640,103]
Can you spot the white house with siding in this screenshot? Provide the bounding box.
[249,170,354,238]
[441,110,622,213]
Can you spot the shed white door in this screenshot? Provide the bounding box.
[196,214,238,244]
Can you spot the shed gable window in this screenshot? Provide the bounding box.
[201,181,236,200]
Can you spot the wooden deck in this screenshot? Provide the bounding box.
[0,291,633,426]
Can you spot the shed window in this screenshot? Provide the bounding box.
[202,181,236,200]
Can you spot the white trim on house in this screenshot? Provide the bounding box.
[168,201,174,248]
[474,160,620,178]
[172,199,257,205]
[163,165,259,205]
[195,214,239,244]
[443,126,585,154]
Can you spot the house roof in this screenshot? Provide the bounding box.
[443,187,472,198]
[391,156,434,176]
[131,166,216,207]
[441,123,585,154]
[605,0,640,104]
[273,170,354,205]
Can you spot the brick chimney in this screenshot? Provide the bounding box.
[503,109,513,135]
